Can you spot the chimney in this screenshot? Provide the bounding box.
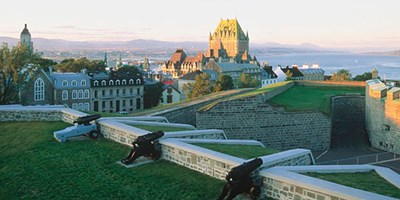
[25,24,27,29]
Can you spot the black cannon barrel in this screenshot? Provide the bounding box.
[73,114,101,125]
[135,131,164,145]
[227,158,263,181]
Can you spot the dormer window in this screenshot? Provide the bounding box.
[71,80,77,86]
[62,80,68,86]
[136,79,141,85]
[101,80,106,86]
[81,80,86,86]
[129,79,134,85]
[109,80,114,86]
[116,80,120,85]
[122,79,126,85]
[94,81,99,86]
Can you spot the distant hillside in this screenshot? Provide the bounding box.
[365,50,400,56]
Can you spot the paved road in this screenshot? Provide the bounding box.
[313,121,400,174]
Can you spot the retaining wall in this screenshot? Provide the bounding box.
[332,95,365,122]
[197,96,331,151]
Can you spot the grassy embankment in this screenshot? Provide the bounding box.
[268,85,365,114]
[304,172,400,198]
[194,143,280,159]
[0,122,224,199]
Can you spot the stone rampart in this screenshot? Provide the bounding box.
[197,97,331,151]
[331,95,365,122]
[0,105,64,122]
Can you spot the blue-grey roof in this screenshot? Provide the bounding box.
[216,62,242,72]
[91,72,109,79]
[52,72,91,89]
[299,68,325,75]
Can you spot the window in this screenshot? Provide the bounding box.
[84,103,90,111]
[122,100,126,107]
[129,79,134,85]
[160,98,164,103]
[102,101,105,108]
[72,90,77,99]
[383,124,390,131]
[136,79,141,85]
[72,103,77,110]
[94,90,98,98]
[78,103,83,111]
[130,88,133,94]
[110,89,113,95]
[136,98,141,110]
[62,80,68,86]
[101,80,106,86]
[122,89,126,95]
[122,79,127,85]
[137,88,140,95]
[102,90,105,96]
[94,81,99,86]
[167,88,172,93]
[116,89,119,95]
[81,80,86,86]
[116,80,120,85]
[34,78,45,101]
[110,101,113,108]
[84,89,90,99]
[109,80,114,86]
[62,90,68,100]
[71,80,77,86]
[130,99,133,106]
[78,90,83,99]
[167,95,173,103]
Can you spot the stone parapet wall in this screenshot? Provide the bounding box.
[197,100,331,150]
[0,105,64,122]
[296,80,366,87]
[260,165,399,200]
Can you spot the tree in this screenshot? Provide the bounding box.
[214,74,234,92]
[237,73,260,88]
[285,70,293,81]
[144,82,164,109]
[55,57,106,72]
[331,69,352,81]
[353,72,372,81]
[182,82,194,99]
[191,73,211,98]
[0,44,42,104]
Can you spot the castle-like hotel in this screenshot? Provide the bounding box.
[162,19,259,79]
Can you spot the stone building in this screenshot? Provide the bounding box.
[205,18,256,64]
[365,79,400,154]
[18,24,33,51]
[21,68,91,111]
[90,70,144,113]
[162,49,206,79]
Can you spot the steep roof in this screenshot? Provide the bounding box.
[170,49,187,64]
[211,19,247,40]
[180,70,203,80]
[281,66,304,77]
[21,24,31,36]
[262,66,278,79]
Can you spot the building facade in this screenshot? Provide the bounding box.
[162,49,206,79]
[261,66,278,87]
[90,71,144,113]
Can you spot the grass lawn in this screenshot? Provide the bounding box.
[133,124,195,132]
[0,122,224,200]
[193,143,280,159]
[267,85,365,114]
[304,172,400,198]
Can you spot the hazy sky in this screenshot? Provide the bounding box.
[1,0,399,49]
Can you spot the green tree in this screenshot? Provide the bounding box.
[237,73,260,88]
[182,82,194,99]
[285,70,293,81]
[144,82,164,109]
[353,72,372,81]
[0,45,42,104]
[55,57,106,72]
[331,69,352,81]
[191,73,211,98]
[214,74,234,92]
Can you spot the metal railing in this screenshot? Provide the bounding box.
[317,152,400,165]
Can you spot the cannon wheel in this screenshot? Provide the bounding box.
[88,130,100,139]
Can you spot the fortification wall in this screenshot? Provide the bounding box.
[366,80,400,154]
[197,96,331,151]
[332,96,365,122]
[0,105,64,122]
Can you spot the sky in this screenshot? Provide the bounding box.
[1,0,400,50]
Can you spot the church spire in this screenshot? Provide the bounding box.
[104,52,108,67]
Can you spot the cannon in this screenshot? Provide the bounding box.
[121,131,164,165]
[54,114,101,142]
[217,158,263,200]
